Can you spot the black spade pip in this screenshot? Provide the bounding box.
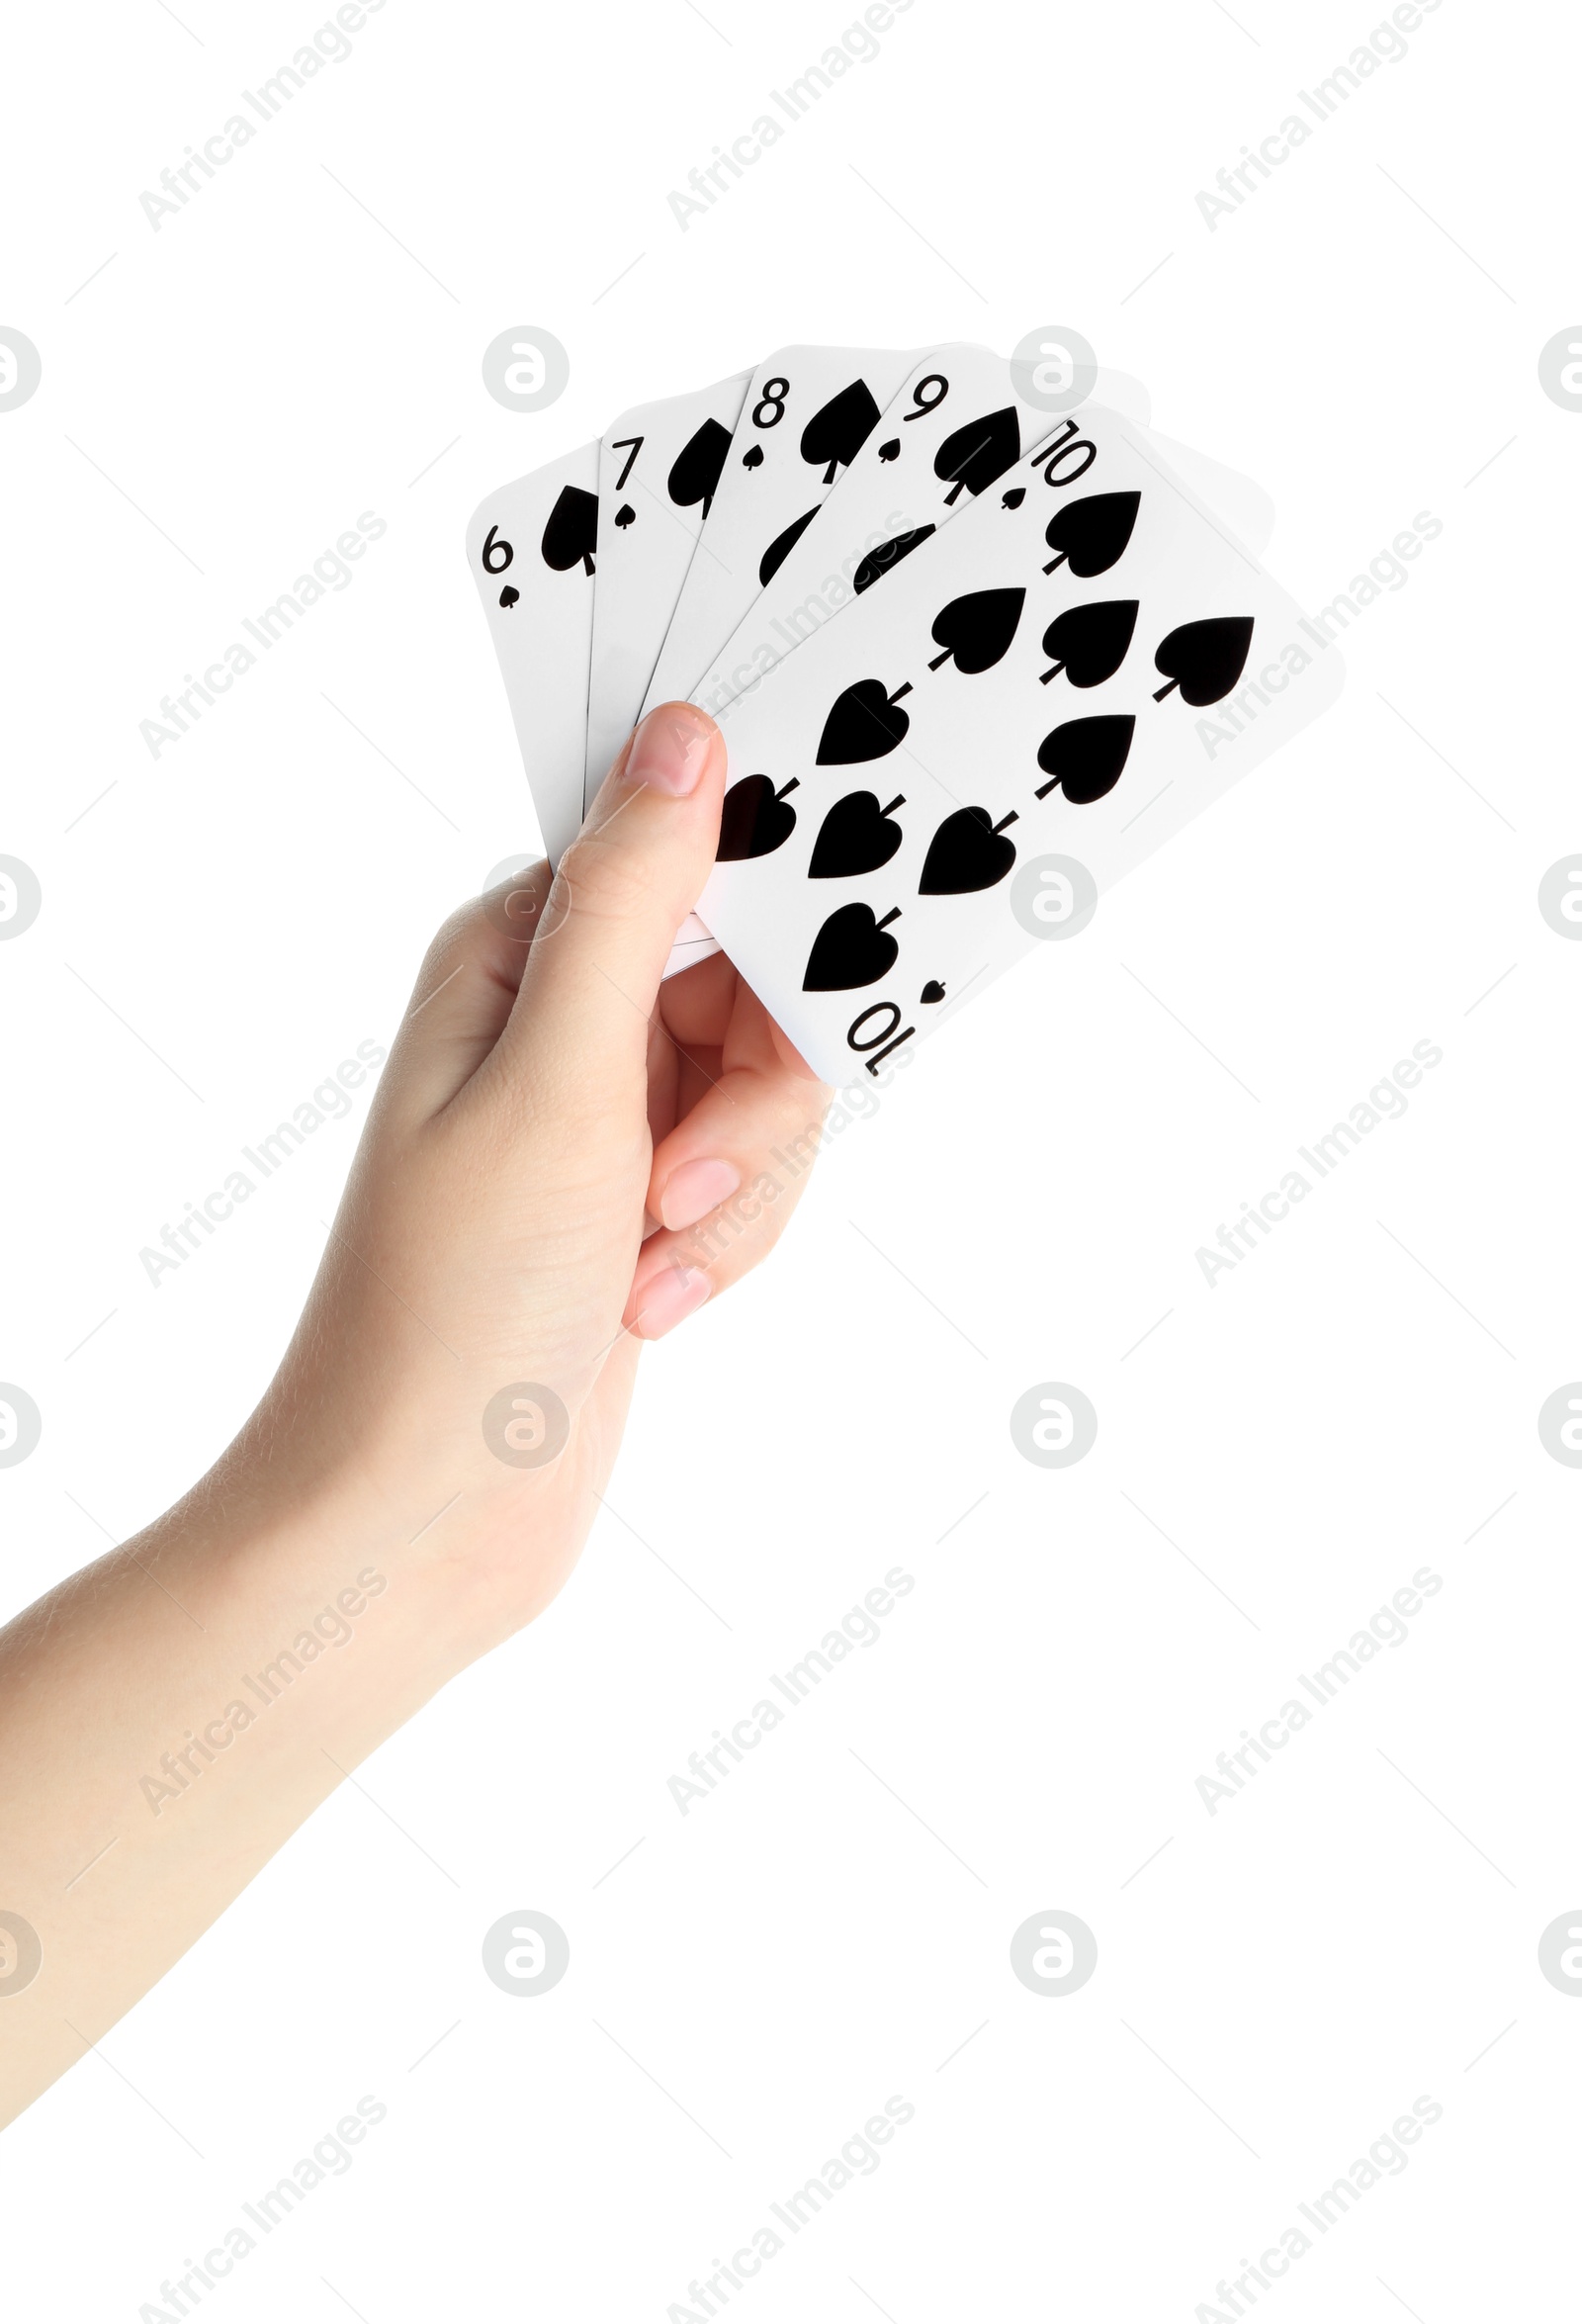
[540,485,597,577]
[927,586,1025,674]
[816,677,914,765]
[809,791,907,878]
[1043,491,1140,578]
[1037,598,1137,686]
[1152,616,1254,705]
[716,774,800,861]
[800,380,882,485]
[803,902,902,992]
[666,417,733,519]
[759,506,820,586]
[853,525,935,594]
[1033,715,1136,805]
[933,406,1021,503]
[919,806,1019,895]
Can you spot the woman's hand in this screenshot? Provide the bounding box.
[254,698,829,1633]
[0,702,828,2125]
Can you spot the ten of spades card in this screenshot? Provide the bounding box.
[695,405,1343,1085]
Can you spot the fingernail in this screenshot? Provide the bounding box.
[635,1262,712,1340]
[659,1158,741,1232]
[626,705,714,798]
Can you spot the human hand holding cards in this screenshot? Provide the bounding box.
[468,341,1340,1070]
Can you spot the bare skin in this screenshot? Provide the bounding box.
[0,704,828,2128]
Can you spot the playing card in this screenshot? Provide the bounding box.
[686,347,1273,721]
[585,370,751,807]
[1150,433,1274,561]
[466,438,716,981]
[695,404,1344,1084]
[639,345,924,718]
[467,443,598,868]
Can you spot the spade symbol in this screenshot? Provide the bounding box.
[498,584,520,609]
[934,405,1021,503]
[809,791,907,879]
[541,484,597,577]
[1043,491,1140,578]
[1033,714,1136,805]
[877,436,901,463]
[1002,487,1026,510]
[921,979,946,1004]
[800,379,882,484]
[803,902,902,993]
[852,525,936,595]
[816,678,914,765]
[927,586,1025,674]
[920,806,1020,896]
[614,503,636,530]
[742,443,764,470]
[1037,598,1138,686]
[1153,616,1255,705]
[759,505,820,586]
[667,416,733,519]
[717,774,800,861]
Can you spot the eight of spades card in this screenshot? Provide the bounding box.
[639,343,922,716]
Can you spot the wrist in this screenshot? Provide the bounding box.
[177,1421,585,1690]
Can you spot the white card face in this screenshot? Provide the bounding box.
[686,349,1267,722]
[468,443,721,983]
[697,406,1344,1084]
[585,370,750,808]
[1150,432,1274,560]
[467,444,598,868]
[639,345,923,718]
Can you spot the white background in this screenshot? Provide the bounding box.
[3,0,1580,2316]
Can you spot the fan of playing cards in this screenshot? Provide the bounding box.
[468,343,1342,1087]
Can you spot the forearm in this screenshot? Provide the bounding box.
[0,705,814,2130]
[0,1465,491,2128]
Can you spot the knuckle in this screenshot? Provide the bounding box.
[555,827,659,927]
[418,897,483,982]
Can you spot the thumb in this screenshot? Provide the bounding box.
[504,701,727,1081]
